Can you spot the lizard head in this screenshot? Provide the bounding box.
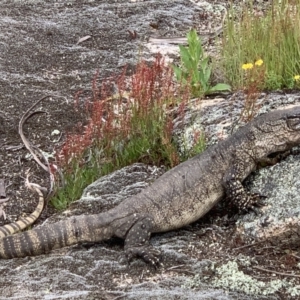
[278,105,300,133]
[253,105,300,155]
[284,107,300,131]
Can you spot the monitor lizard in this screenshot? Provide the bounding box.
[1,106,300,265]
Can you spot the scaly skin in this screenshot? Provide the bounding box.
[1,106,300,264]
[0,186,44,239]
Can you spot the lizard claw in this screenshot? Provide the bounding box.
[126,246,161,267]
[248,192,267,206]
[238,192,267,213]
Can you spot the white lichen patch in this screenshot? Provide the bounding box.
[184,260,300,297]
[176,122,205,155]
[215,261,300,297]
[211,261,284,295]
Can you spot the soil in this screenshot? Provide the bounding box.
[1,1,299,299]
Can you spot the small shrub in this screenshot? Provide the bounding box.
[173,29,231,97]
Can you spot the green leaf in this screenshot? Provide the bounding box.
[208,83,231,93]
[173,65,188,85]
[187,29,202,63]
[196,69,206,89]
[173,65,183,81]
[203,67,211,84]
[189,68,199,83]
[179,45,194,71]
[199,57,209,69]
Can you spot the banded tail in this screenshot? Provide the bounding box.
[0,213,114,258]
[0,186,44,239]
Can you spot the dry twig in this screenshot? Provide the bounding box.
[18,95,51,172]
[233,241,264,250]
[253,265,300,278]
[0,179,8,220]
[0,198,9,220]
[18,95,57,199]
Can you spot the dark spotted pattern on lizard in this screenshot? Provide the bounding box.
[1,106,300,265]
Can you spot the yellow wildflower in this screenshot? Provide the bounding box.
[254,59,263,66]
[294,75,300,81]
[242,63,254,70]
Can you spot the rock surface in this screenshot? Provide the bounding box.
[1,0,300,299]
[3,96,300,299]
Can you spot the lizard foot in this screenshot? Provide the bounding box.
[238,192,267,213]
[126,246,161,267]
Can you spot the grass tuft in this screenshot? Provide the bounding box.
[222,0,300,91]
[51,55,201,209]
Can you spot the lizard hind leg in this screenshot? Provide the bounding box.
[124,216,161,266]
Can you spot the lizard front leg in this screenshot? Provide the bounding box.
[223,163,264,212]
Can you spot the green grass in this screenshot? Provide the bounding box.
[222,0,300,90]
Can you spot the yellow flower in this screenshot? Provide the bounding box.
[254,59,263,66]
[242,63,254,70]
[294,75,300,81]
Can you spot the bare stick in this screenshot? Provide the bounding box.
[18,95,58,201]
[18,95,52,172]
[253,266,300,278]
[0,179,6,198]
[233,241,264,250]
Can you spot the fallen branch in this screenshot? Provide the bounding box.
[148,27,223,45]
[253,266,300,278]
[18,95,52,172]
[233,241,264,250]
[0,179,5,198]
[0,198,9,220]
[0,179,8,220]
[148,9,226,46]
[18,95,57,200]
